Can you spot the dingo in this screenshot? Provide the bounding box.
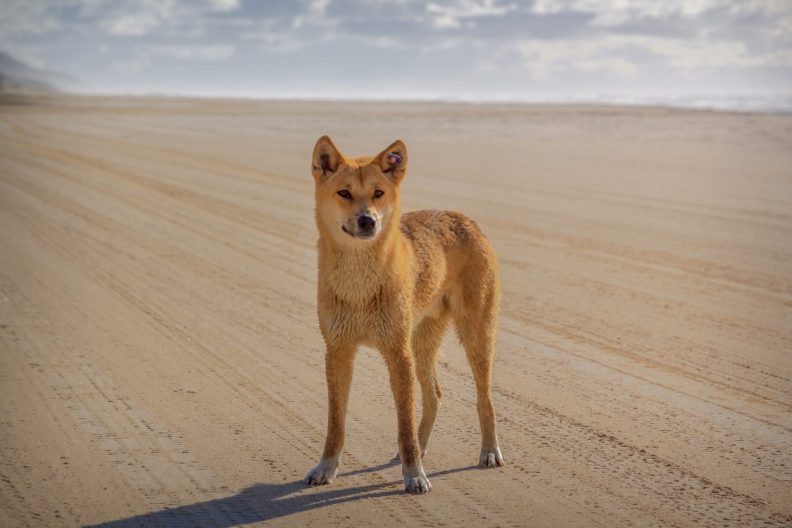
[304,136,503,494]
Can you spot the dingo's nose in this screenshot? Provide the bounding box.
[357,215,376,232]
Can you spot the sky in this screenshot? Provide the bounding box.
[1,0,792,102]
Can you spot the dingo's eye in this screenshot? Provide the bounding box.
[337,190,352,200]
[373,190,384,199]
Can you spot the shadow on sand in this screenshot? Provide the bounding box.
[87,460,477,527]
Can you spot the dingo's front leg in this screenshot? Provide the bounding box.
[384,346,432,493]
[305,344,356,486]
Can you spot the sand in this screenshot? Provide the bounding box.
[1,95,791,527]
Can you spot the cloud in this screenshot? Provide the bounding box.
[208,0,240,11]
[106,12,167,36]
[506,0,792,85]
[530,0,723,26]
[1,0,790,97]
[510,33,792,80]
[425,0,517,30]
[0,0,65,37]
[98,0,242,37]
[241,31,306,53]
[111,43,234,74]
[511,37,638,79]
[528,0,792,44]
[347,34,407,49]
[110,55,151,74]
[420,37,468,53]
[292,0,336,29]
[149,44,235,60]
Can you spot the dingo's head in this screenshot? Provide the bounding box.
[312,135,407,246]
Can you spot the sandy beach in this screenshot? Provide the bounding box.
[1,95,791,527]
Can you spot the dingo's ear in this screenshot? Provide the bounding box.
[374,139,408,183]
[312,135,343,181]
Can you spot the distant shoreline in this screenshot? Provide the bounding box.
[3,91,791,115]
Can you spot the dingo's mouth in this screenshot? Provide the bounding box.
[342,225,376,239]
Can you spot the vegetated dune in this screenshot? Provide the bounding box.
[1,96,791,527]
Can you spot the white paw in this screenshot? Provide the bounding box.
[304,458,339,486]
[479,447,504,468]
[403,465,432,494]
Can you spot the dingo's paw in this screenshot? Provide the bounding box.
[304,459,338,486]
[403,465,432,494]
[479,447,504,468]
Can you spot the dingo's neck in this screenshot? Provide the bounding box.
[318,220,406,304]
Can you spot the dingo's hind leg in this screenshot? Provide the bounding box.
[452,272,504,468]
